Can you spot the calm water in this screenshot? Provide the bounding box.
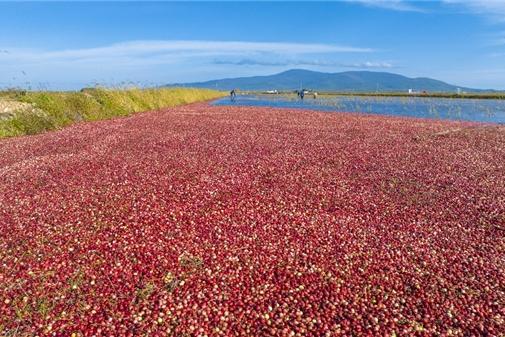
[213,95,505,123]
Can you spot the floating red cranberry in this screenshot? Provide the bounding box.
[0,103,503,336]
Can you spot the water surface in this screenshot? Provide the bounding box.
[213,94,505,123]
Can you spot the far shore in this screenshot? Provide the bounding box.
[248,91,505,100]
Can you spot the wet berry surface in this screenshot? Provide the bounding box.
[1,103,504,336]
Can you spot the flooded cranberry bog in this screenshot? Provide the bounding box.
[0,103,504,336]
[214,94,505,124]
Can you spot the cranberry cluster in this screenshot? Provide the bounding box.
[1,103,503,336]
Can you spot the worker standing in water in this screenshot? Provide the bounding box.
[300,90,304,100]
[230,89,236,102]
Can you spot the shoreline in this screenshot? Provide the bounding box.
[251,91,505,100]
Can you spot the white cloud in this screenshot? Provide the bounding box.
[0,40,373,65]
[349,0,505,18]
[213,58,393,68]
[0,40,375,89]
[443,0,505,20]
[344,0,426,12]
[344,61,394,68]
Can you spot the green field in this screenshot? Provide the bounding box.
[0,88,225,138]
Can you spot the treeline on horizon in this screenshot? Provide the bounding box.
[251,90,505,100]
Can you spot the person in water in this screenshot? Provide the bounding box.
[300,90,304,100]
[230,89,236,101]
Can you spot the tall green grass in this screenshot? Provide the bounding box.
[0,88,224,138]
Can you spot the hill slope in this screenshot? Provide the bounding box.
[167,69,482,92]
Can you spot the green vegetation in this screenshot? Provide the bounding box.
[316,91,505,99]
[255,91,505,100]
[0,87,224,138]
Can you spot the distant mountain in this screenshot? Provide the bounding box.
[166,69,486,92]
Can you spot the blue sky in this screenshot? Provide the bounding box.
[1,1,505,90]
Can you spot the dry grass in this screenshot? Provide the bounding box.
[0,87,224,138]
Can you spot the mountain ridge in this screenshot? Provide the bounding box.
[166,69,489,92]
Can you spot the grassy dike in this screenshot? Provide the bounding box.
[0,87,225,138]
